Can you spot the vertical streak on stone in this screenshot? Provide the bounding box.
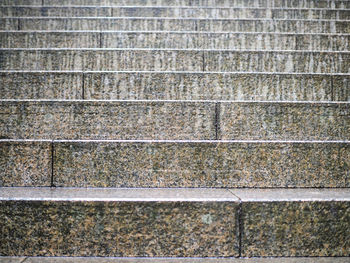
[42,0,44,6]
[238,202,243,257]
[331,75,335,101]
[51,141,55,187]
[99,32,103,48]
[82,73,85,99]
[17,18,21,31]
[202,51,205,72]
[215,102,221,140]
[195,19,198,31]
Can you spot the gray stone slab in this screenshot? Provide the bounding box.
[0,18,18,30]
[0,187,239,257]
[41,0,350,8]
[0,0,42,5]
[0,257,26,263]
[204,51,350,73]
[240,200,350,256]
[17,18,350,33]
[15,257,350,263]
[0,140,51,187]
[1,7,349,19]
[0,50,203,71]
[0,32,100,49]
[84,72,347,101]
[0,101,216,140]
[54,141,349,188]
[0,72,82,99]
[220,102,350,140]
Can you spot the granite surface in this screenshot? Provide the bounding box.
[0,72,82,100]
[204,51,350,73]
[85,72,344,101]
[0,18,17,30]
[54,141,349,187]
[0,200,238,257]
[17,18,350,33]
[242,201,350,257]
[1,32,100,49]
[41,0,350,8]
[0,50,203,71]
[0,257,25,263]
[11,257,350,263]
[220,102,350,140]
[0,141,51,187]
[0,101,216,140]
[1,7,348,19]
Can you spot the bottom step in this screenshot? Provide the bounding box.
[1,188,349,257]
[1,258,350,263]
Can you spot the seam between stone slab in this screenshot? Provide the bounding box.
[3,31,350,36]
[6,17,350,23]
[2,71,350,76]
[2,48,350,53]
[2,5,350,10]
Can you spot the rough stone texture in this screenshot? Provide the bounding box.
[0,18,17,30]
[15,257,350,263]
[0,50,203,71]
[241,201,350,257]
[0,72,82,100]
[0,257,26,263]
[0,101,216,140]
[85,72,347,101]
[0,141,51,187]
[0,32,100,49]
[54,141,349,188]
[17,18,350,33]
[0,200,238,257]
[41,0,350,8]
[220,102,350,140]
[333,75,350,101]
[205,51,350,73]
[2,7,348,19]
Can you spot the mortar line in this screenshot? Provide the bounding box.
[51,141,55,187]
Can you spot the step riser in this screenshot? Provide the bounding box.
[1,7,349,19]
[1,199,239,257]
[1,0,350,8]
[0,101,216,140]
[1,101,349,140]
[2,72,349,101]
[2,32,349,51]
[1,50,348,73]
[2,141,348,188]
[3,18,349,33]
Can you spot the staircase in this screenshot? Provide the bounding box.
[0,0,350,262]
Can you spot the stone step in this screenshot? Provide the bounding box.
[1,49,349,73]
[2,0,350,8]
[2,258,350,263]
[1,7,349,19]
[1,139,349,188]
[2,18,349,33]
[2,31,349,50]
[1,101,349,141]
[1,187,349,257]
[1,71,349,101]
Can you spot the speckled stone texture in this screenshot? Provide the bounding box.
[0,101,216,140]
[241,201,350,257]
[0,19,17,30]
[204,51,349,73]
[0,200,238,257]
[41,0,350,8]
[85,72,349,101]
[220,102,350,140]
[0,257,26,263]
[0,32,100,49]
[54,141,349,187]
[8,257,350,263]
[0,50,203,71]
[16,18,350,33]
[0,141,51,187]
[0,72,82,100]
[1,7,349,19]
